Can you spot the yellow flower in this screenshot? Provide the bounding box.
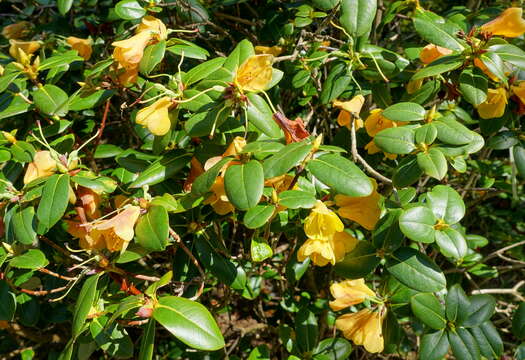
[304,200,344,241]
[481,7,525,38]
[329,279,375,311]
[364,109,396,137]
[2,21,31,40]
[23,151,58,184]
[9,40,40,61]
[66,36,93,60]
[334,95,365,130]
[335,179,381,230]
[112,30,152,69]
[90,206,141,252]
[477,87,507,119]
[203,176,235,215]
[297,231,357,266]
[137,16,167,41]
[335,308,385,353]
[265,174,295,193]
[234,54,274,93]
[364,141,397,160]
[419,44,452,64]
[511,81,525,104]
[136,97,173,136]
[255,45,283,56]
[223,136,247,157]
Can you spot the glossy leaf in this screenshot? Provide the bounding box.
[426,185,465,225]
[334,241,380,279]
[130,151,191,188]
[435,228,467,260]
[417,148,447,180]
[244,204,275,229]
[411,293,446,330]
[72,274,101,337]
[459,68,488,106]
[263,141,313,179]
[36,174,70,231]
[420,330,449,360]
[135,206,169,251]
[339,0,377,37]
[224,160,264,210]
[374,127,415,154]
[399,206,437,243]
[382,102,426,122]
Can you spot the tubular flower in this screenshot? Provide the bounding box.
[137,16,168,41]
[477,87,508,119]
[9,40,40,61]
[66,37,93,60]
[255,45,283,56]
[335,179,381,230]
[329,279,375,311]
[90,206,141,252]
[23,151,58,184]
[2,21,31,39]
[112,30,152,69]
[419,44,452,64]
[334,95,365,130]
[136,97,173,136]
[304,200,344,241]
[297,230,357,266]
[335,308,385,353]
[480,7,525,38]
[183,157,205,192]
[203,176,235,215]
[234,54,274,93]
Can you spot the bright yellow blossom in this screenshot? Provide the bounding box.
[23,151,57,184]
[203,176,235,215]
[136,97,173,136]
[90,206,141,252]
[511,81,525,105]
[234,54,274,93]
[477,87,507,119]
[66,37,93,60]
[335,308,385,353]
[334,95,365,130]
[304,200,344,241]
[335,179,381,230]
[329,279,375,311]
[297,231,357,266]
[137,16,168,41]
[9,40,40,62]
[481,7,525,38]
[419,44,452,64]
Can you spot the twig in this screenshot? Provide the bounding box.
[483,239,525,263]
[38,268,77,281]
[471,280,525,301]
[94,99,110,148]
[214,12,257,26]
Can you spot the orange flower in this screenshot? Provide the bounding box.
[364,141,397,160]
[2,21,31,39]
[481,7,525,38]
[90,206,141,252]
[265,174,295,193]
[329,279,375,311]
[511,81,525,105]
[184,157,205,192]
[419,44,452,64]
[136,97,173,136]
[137,16,167,41]
[112,30,152,69]
[335,179,381,230]
[77,186,102,220]
[364,109,396,136]
[66,37,93,60]
[335,308,385,353]
[334,95,365,130]
[223,136,247,157]
[477,87,507,119]
[23,151,57,184]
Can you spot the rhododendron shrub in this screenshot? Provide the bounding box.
[1,0,525,359]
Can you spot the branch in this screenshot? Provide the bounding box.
[471,280,525,301]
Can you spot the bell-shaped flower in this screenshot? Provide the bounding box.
[334,95,365,130]
[137,16,167,41]
[90,206,141,252]
[9,40,40,61]
[234,54,274,93]
[364,109,396,137]
[477,87,507,119]
[66,36,93,60]
[23,151,57,184]
[329,279,376,311]
[481,7,525,38]
[112,30,152,70]
[2,21,31,40]
[297,230,357,266]
[335,308,385,353]
[204,176,235,215]
[136,96,173,136]
[419,44,452,64]
[304,200,344,241]
[335,179,381,230]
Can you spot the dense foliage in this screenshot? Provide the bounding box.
[1,0,525,359]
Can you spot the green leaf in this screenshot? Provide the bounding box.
[411,55,464,80]
[320,62,351,104]
[462,295,496,328]
[487,130,518,150]
[433,117,474,145]
[38,51,83,71]
[372,209,404,251]
[469,321,503,360]
[334,241,380,278]
[313,338,352,360]
[374,127,415,154]
[191,157,232,196]
[57,0,73,15]
[0,280,16,321]
[36,174,70,231]
[71,172,117,194]
[115,0,146,19]
[278,190,316,209]
[414,123,437,145]
[130,151,191,188]
[248,345,270,360]
[135,206,169,251]
[224,160,264,210]
[420,330,450,360]
[448,328,480,360]
[513,146,525,177]
[167,43,209,60]
[138,319,156,360]
[72,274,101,337]
[426,185,465,225]
[153,296,225,351]
[12,206,37,245]
[250,238,273,262]
[0,70,21,93]
[263,141,313,179]
[339,0,377,37]
[399,206,437,243]
[295,308,318,353]
[410,293,446,330]
[513,302,525,339]
[413,9,465,51]
[459,68,488,106]
[185,104,230,137]
[417,148,447,180]
[140,41,166,76]
[489,43,525,70]
[393,156,423,188]
[244,204,275,229]
[306,153,372,197]
[382,102,426,122]
[479,52,507,83]
[435,228,467,260]
[446,284,471,323]
[246,93,282,138]
[183,57,226,86]
[32,84,69,116]
[386,247,446,292]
